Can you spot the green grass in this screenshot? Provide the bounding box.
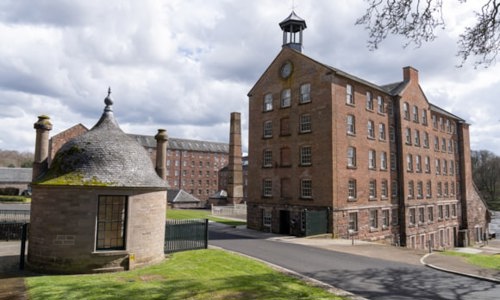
[442,251,500,270]
[0,195,31,202]
[26,249,345,300]
[167,209,246,227]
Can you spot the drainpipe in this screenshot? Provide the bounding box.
[33,115,52,180]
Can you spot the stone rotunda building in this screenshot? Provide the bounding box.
[28,90,169,274]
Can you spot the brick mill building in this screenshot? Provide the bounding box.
[50,127,229,207]
[28,91,169,273]
[246,12,490,248]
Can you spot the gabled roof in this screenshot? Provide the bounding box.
[130,134,229,154]
[167,189,200,203]
[0,168,32,183]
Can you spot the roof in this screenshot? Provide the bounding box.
[35,92,167,188]
[0,168,32,183]
[430,103,465,122]
[279,11,307,31]
[167,189,200,203]
[130,134,229,154]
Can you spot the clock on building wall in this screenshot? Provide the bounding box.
[280,61,293,78]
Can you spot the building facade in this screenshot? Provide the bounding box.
[247,12,490,248]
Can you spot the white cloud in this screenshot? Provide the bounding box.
[0,0,499,155]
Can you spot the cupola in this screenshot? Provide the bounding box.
[279,11,307,52]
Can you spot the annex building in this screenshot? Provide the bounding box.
[246,12,490,249]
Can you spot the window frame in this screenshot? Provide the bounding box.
[300,83,311,104]
[263,93,273,112]
[281,88,291,108]
[96,195,127,251]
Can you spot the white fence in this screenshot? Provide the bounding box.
[211,203,247,219]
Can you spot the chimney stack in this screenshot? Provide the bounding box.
[403,66,419,83]
[33,115,52,180]
[154,129,168,180]
[227,112,243,204]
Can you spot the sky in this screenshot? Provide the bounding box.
[1,0,499,155]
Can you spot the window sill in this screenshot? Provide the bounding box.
[263,109,274,113]
[367,136,376,140]
[299,100,311,105]
[369,197,377,201]
[347,132,356,137]
[262,136,273,139]
[346,102,355,107]
[299,131,312,135]
[347,197,357,202]
[92,250,128,256]
[300,197,313,201]
[347,166,357,169]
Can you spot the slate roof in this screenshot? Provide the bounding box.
[0,168,32,183]
[130,134,229,154]
[167,189,200,203]
[36,93,167,188]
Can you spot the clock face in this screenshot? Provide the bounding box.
[280,61,293,78]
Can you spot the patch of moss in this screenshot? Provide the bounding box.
[38,172,115,186]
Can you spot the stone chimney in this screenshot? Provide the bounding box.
[403,66,419,83]
[154,129,168,180]
[227,112,243,204]
[33,115,53,180]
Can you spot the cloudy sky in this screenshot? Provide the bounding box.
[1,0,499,155]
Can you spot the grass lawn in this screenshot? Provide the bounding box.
[26,249,345,300]
[167,209,246,227]
[442,251,500,270]
[0,195,31,203]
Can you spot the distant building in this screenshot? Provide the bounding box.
[247,11,490,248]
[50,131,229,207]
[0,167,31,195]
[218,156,248,202]
[167,189,201,209]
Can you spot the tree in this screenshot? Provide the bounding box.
[356,0,500,67]
[471,150,500,209]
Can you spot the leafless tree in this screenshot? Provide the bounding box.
[356,0,500,67]
[471,150,500,208]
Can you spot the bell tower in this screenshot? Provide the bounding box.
[279,11,307,52]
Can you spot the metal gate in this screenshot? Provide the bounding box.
[164,219,208,254]
[303,210,329,236]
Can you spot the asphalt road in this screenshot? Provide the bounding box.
[209,225,500,300]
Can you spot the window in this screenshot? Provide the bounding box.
[432,115,437,128]
[280,117,290,136]
[382,210,390,228]
[300,83,311,103]
[439,117,444,130]
[281,178,291,199]
[347,115,356,135]
[263,149,273,167]
[451,182,455,195]
[299,114,312,133]
[403,102,410,119]
[280,147,291,167]
[406,154,413,171]
[377,96,384,113]
[446,119,451,132]
[96,195,127,250]
[263,120,272,138]
[445,205,450,219]
[426,180,432,198]
[422,109,428,125]
[450,160,454,175]
[415,155,422,172]
[444,182,449,196]
[405,128,411,144]
[348,212,358,231]
[369,179,377,199]
[367,120,375,138]
[392,180,398,197]
[370,210,378,229]
[263,179,272,197]
[413,106,419,122]
[441,138,446,152]
[381,180,388,198]
[348,179,357,199]
[418,207,425,224]
[423,132,429,148]
[390,153,397,170]
[409,208,416,225]
[435,159,441,175]
[438,205,444,220]
[452,204,457,217]
[347,146,356,168]
[443,160,448,175]
[448,140,453,153]
[281,89,291,108]
[300,146,312,165]
[388,100,394,116]
[417,181,423,198]
[428,206,434,222]
[379,123,386,140]
[380,151,387,170]
[264,93,273,111]
[263,211,272,227]
[366,91,374,110]
[392,208,399,225]
[346,84,354,104]
[390,126,396,142]
[434,136,439,150]
[414,129,420,146]
[369,150,376,169]
[437,182,442,197]
[300,179,312,198]
[408,180,414,198]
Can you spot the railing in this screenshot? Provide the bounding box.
[211,203,247,218]
[164,219,208,254]
[0,222,25,241]
[0,210,30,223]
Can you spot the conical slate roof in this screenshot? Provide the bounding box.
[36,90,167,188]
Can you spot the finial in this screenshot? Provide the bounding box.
[104,86,113,112]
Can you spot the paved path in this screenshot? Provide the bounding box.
[0,242,29,300]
